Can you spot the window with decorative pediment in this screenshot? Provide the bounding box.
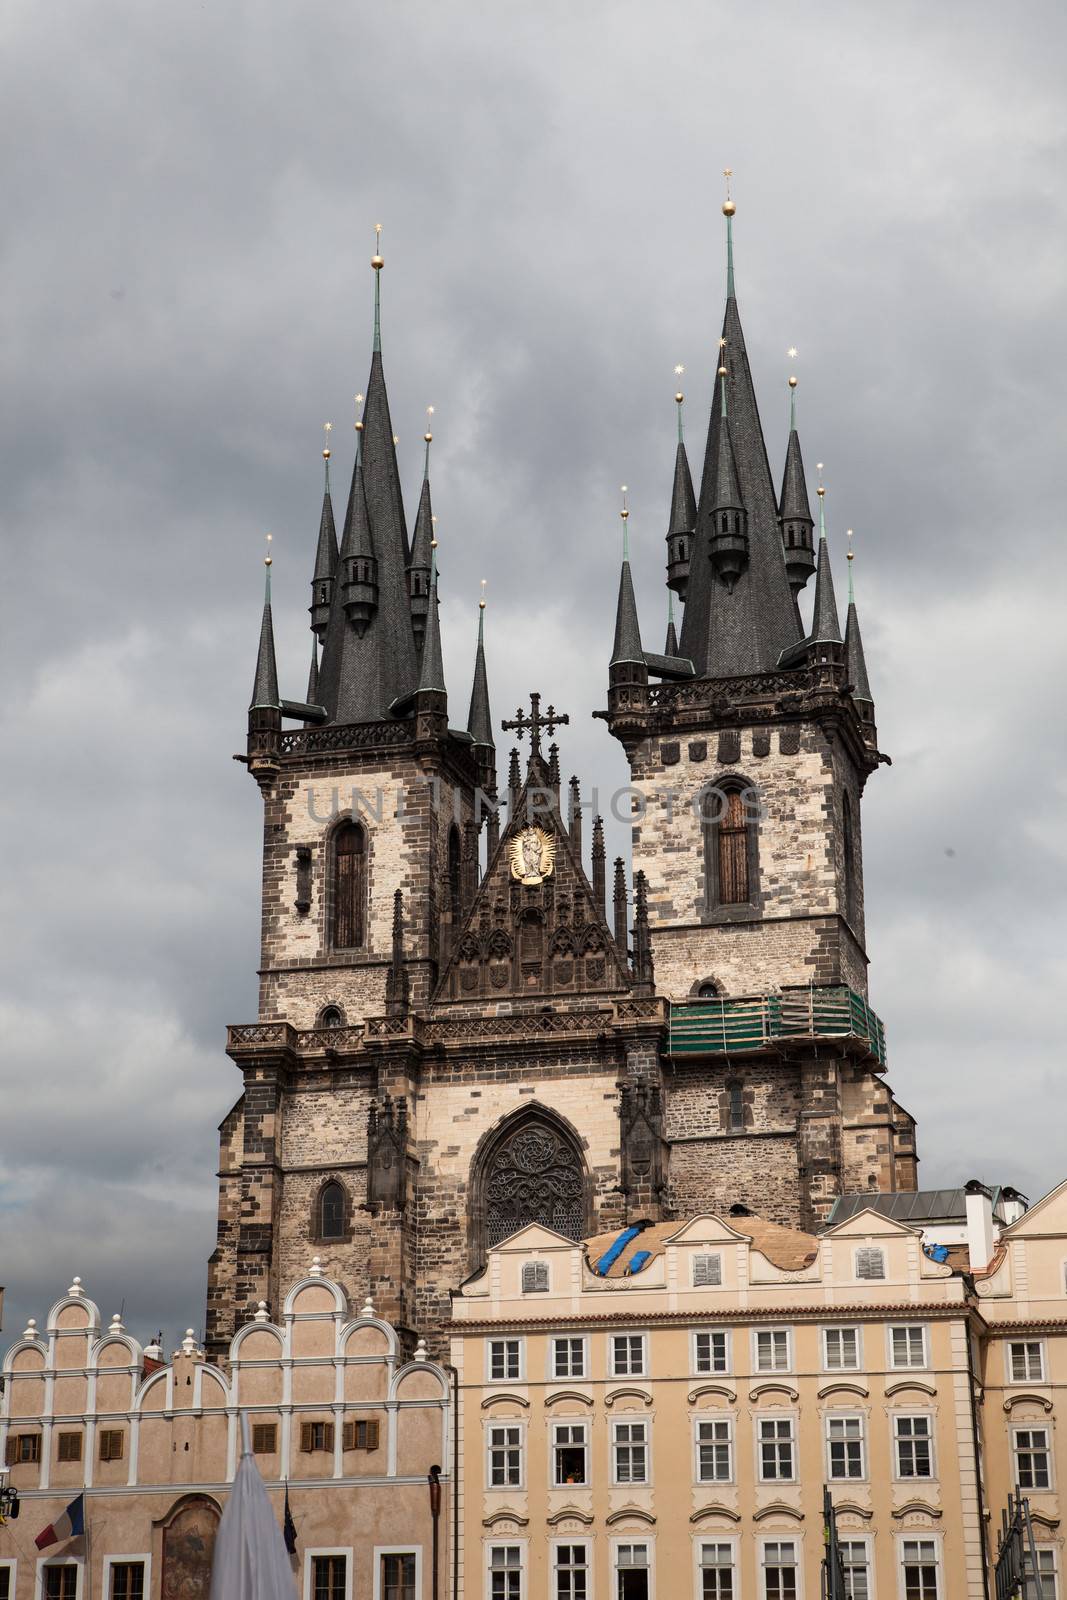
[473,1112,588,1262]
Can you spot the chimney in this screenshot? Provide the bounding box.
[999,1186,1029,1226]
[964,1180,995,1271]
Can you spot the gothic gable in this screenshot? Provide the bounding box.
[434,766,631,1004]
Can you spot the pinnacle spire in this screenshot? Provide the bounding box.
[467,586,494,748]
[610,499,644,667]
[408,411,436,651]
[665,591,679,657]
[310,431,339,639]
[250,558,280,710]
[667,373,697,599]
[306,636,319,705]
[779,374,816,598]
[417,550,446,693]
[844,533,874,704]
[810,492,843,643]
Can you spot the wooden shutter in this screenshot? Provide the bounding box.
[333,825,366,949]
[364,1419,380,1451]
[300,1422,314,1453]
[99,1429,124,1462]
[252,1424,276,1454]
[4,1435,14,1465]
[57,1431,83,1463]
[342,1421,356,1451]
[717,790,749,904]
[323,1422,335,1452]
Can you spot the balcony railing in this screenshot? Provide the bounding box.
[667,985,887,1068]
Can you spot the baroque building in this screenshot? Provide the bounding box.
[206,202,916,1359]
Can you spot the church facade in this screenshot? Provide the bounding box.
[205,205,916,1359]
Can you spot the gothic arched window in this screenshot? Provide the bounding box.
[474,1114,587,1261]
[316,1181,346,1241]
[702,780,758,914]
[332,822,366,950]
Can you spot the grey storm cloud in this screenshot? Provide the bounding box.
[1,0,1065,1345]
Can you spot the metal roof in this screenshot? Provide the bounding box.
[825,1188,1005,1228]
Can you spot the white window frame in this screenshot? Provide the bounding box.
[1023,1545,1058,1600]
[372,1545,423,1600]
[757,1535,804,1599]
[35,1558,85,1600]
[692,1252,723,1288]
[892,1412,936,1482]
[101,1556,152,1600]
[550,1335,588,1381]
[694,1414,734,1485]
[896,1534,942,1600]
[611,1418,650,1486]
[1012,1424,1054,1492]
[486,1420,525,1491]
[753,1327,793,1374]
[756,1413,797,1483]
[609,1333,648,1378]
[838,1536,872,1599]
[551,1419,590,1488]
[692,1329,731,1376]
[825,1411,867,1482]
[1007,1339,1047,1384]
[692,1536,739,1600]
[0,1561,17,1600]
[822,1325,862,1372]
[610,1539,654,1600]
[303,1549,354,1600]
[550,1538,592,1600]
[486,1542,526,1600]
[486,1338,524,1383]
[854,1245,886,1281]
[887,1324,928,1370]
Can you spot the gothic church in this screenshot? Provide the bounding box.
[206,203,917,1357]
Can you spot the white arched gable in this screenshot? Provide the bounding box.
[340,1314,400,1360]
[282,1274,349,1318]
[46,1292,102,1336]
[2,1334,48,1375]
[90,1332,144,1367]
[230,1319,285,1359]
[199,1363,230,1402]
[389,1359,449,1402]
[134,1365,172,1410]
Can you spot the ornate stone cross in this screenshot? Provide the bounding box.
[501,692,569,758]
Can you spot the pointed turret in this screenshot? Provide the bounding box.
[845,533,877,740]
[247,551,281,790]
[591,815,606,916]
[779,375,816,597]
[679,195,801,678]
[467,588,494,749]
[664,591,679,658]
[310,431,339,639]
[666,383,697,598]
[408,418,435,652]
[707,369,749,590]
[315,234,419,726]
[610,495,645,668]
[305,637,320,710]
[809,489,843,650]
[417,551,446,692]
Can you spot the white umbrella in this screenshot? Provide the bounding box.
[210,1415,297,1599]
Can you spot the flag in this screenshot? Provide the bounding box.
[283,1486,297,1556]
[35,1494,84,1550]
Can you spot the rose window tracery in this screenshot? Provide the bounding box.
[483,1122,585,1248]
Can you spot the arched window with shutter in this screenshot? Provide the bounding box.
[332,822,367,950]
[702,779,759,915]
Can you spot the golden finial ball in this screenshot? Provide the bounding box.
[847,549,854,560]
[424,431,433,443]
[431,537,439,550]
[355,419,364,432]
[264,556,272,566]
[817,485,826,497]
[788,375,798,389]
[323,447,331,460]
[675,392,684,404]
[479,598,486,609]
[371,255,384,271]
[718,364,727,377]
[620,508,629,520]
[722,200,736,217]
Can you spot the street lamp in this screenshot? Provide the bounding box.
[0,1467,19,1523]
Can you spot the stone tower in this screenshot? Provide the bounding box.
[600,197,916,1228]
[207,210,916,1360]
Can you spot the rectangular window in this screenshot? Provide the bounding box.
[694,1331,729,1375]
[693,1253,723,1287]
[553,1423,588,1487]
[311,1555,347,1600]
[901,1539,939,1599]
[57,1432,83,1463]
[610,1335,646,1377]
[99,1430,124,1463]
[696,1418,733,1483]
[252,1424,277,1455]
[1009,1341,1046,1383]
[381,1553,416,1600]
[699,1543,735,1600]
[761,1540,798,1600]
[109,1564,145,1600]
[555,1544,588,1600]
[0,1567,10,1600]
[755,1329,791,1373]
[342,1419,380,1451]
[894,1415,933,1479]
[488,1425,522,1489]
[615,1544,649,1600]
[1023,1548,1057,1600]
[43,1573,79,1600]
[840,1541,870,1600]
[5,1433,41,1465]
[1015,1428,1052,1491]
[890,1325,927,1368]
[827,1415,865,1480]
[489,1546,522,1600]
[552,1338,586,1379]
[301,1422,335,1453]
[489,1340,522,1382]
[758,1417,795,1482]
[823,1327,860,1371]
[855,1246,885,1280]
[612,1422,648,1485]
[522,1262,549,1294]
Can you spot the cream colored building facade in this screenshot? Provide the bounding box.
[0,1267,451,1600]
[450,1194,1067,1600]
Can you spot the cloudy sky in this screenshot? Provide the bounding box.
[2,0,1064,1347]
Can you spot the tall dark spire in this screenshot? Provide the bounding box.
[250,556,280,711]
[315,236,418,725]
[779,373,816,598]
[844,532,874,707]
[664,590,679,658]
[610,494,644,668]
[310,426,339,639]
[417,550,446,694]
[809,488,843,645]
[408,413,435,652]
[679,194,802,678]
[666,376,697,599]
[306,636,319,705]
[467,587,494,748]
